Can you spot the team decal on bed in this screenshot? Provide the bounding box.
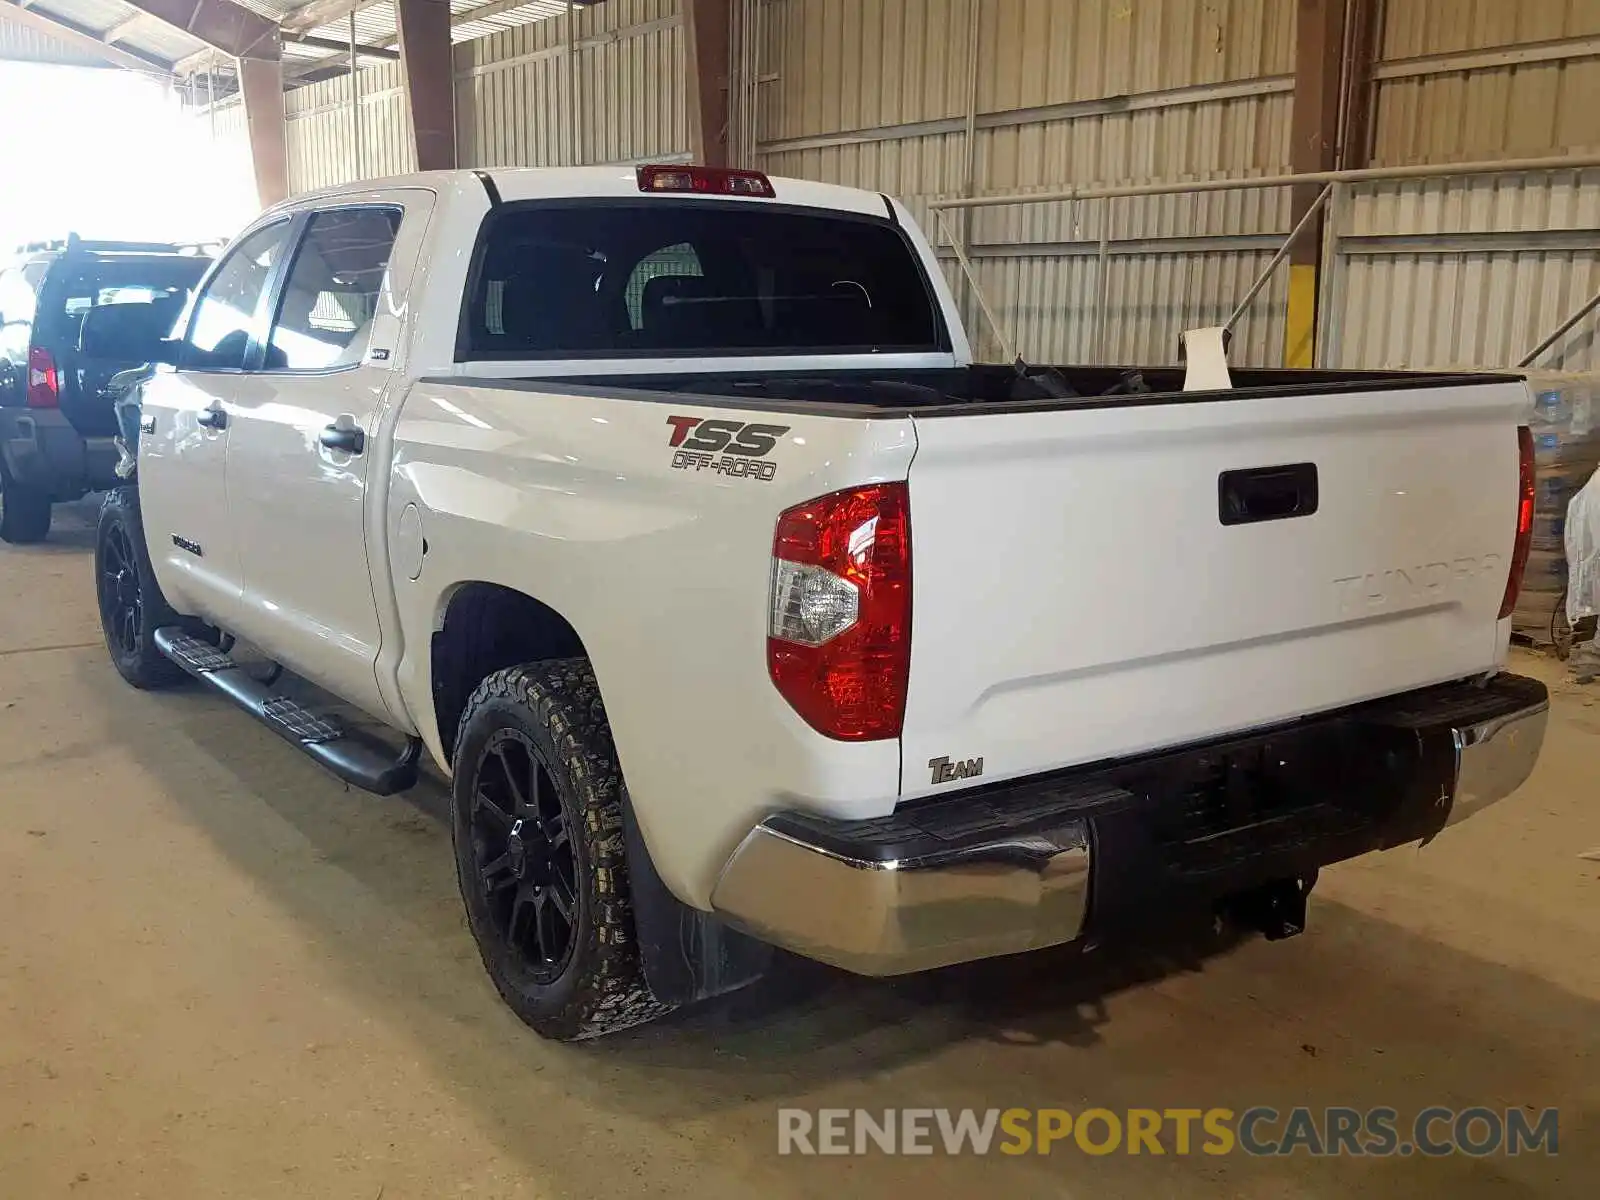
[666,415,791,481]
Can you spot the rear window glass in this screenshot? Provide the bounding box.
[461,202,945,359]
[41,257,209,343]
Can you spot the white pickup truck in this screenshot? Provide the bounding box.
[89,164,1549,1041]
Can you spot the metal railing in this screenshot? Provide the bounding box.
[1520,286,1600,368]
[927,154,1600,371]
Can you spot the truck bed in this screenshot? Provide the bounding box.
[526,363,1524,417]
[425,365,1530,804]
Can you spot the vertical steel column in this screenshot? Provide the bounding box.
[957,0,982,351]
[1285,0,1348,367]
[1315,182,1350,368]
[567,0,581,166]
[348,10,362,180]
[1336,0,1382,170]
[395,0,457,170]
[1095,199,1112,362]
[238,54,289,206]
[685,0,732,166]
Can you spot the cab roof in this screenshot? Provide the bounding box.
[281,166,897,221]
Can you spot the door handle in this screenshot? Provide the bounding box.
[196,404,228,430]
[319,422,365,455]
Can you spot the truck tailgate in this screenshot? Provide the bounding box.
[900,379,1529,799]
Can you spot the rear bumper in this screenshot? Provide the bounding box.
[0,408,118,496]
[710,673,1548,976]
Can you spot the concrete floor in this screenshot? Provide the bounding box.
[2,501,1597,1199]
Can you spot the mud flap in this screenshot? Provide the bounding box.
[621,797,773,1007]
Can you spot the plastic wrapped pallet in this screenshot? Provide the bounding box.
[1567,467,1600,625]
[1514,373,1600,645]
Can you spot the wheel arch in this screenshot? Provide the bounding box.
[428,580,588,763]
[429,579,772,1008]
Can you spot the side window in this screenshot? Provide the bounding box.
[265,207,401,372]
[624,242,703,330]
[182,221,292,370]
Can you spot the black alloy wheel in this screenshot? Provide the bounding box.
[95,488,185,689]
[450,660,673,1040]
[467,728,580,983]
[98,519,144,659]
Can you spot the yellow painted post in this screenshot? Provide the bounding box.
[1284,262,1318,368]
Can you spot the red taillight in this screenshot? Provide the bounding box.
[768,483,911,741]
[1499,425,1536,620]
[637,164,776,199]
[26,346,58,409]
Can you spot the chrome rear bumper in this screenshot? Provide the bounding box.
[1447,697,1549,827]
[711,806,1092,977]
[711,675,1548,977]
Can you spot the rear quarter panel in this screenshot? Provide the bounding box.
[387,381,916,909]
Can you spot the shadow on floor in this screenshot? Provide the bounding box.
[83,654,1600,1196]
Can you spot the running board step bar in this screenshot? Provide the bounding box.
[154,627,422,796]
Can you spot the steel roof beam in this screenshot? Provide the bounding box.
[279,0,382,36]
[286,31,398,60]
[102,11,148,44]
[0,0,174,72]
[116,0,281,60]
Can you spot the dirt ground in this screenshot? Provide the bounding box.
[2,501,1597,1199]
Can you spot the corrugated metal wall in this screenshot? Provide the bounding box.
[283,60,416,193]
[456,0,684,168]
[1327,169,1600,371]
[756,0,1298,365]
[200,0,1597,371]
[265,0,686,193]
[1372,0,1600,165]
[1326,0,1600,371]
[208,86,249,147]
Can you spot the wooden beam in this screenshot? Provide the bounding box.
[117,0,280,60]
[394,0,456,170]
[0,0,174,72]
[1284,0,1347,367]
[683,0,730,166]
[238,55,289,205]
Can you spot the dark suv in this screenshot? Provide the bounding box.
[0,237,211,543]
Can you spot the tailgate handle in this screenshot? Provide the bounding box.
[1219,463,1318,526]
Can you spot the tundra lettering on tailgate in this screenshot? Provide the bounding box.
[1332,555,1503,613]
[666,416,790,481]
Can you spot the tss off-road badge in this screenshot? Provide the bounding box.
[666,416,790,481]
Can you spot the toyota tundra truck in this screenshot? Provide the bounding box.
[88,164,1548,1041]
